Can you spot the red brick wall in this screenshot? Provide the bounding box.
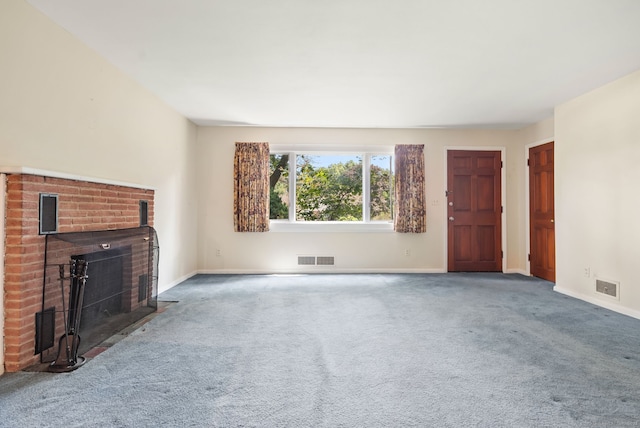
[3,174,154,372]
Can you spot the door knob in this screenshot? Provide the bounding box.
[449,217,455,222]
[550,219,554,223]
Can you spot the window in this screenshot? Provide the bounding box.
[269,149,394,231]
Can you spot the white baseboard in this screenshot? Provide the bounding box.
[196,268,447,275]
[158,271,198,294]
[195,269,531,275]
[553,285,640,321]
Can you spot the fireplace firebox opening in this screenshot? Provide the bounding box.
[36,227,159,368]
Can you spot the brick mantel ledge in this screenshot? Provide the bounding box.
[0,167,155,191]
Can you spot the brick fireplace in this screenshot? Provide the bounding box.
[2,171,155,372]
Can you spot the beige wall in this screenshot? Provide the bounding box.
[0,0,199,292]
[196,126,528,273]
[555,69,640,317]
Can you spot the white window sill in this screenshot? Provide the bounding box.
[269,221,394,233]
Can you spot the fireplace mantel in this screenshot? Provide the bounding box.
[0,166,155,191]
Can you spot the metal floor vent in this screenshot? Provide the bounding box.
[596,278,619,299]
[316,256,335,266]
[297,256,335,266]
[298,256,316,266]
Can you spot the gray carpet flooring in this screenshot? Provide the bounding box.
[1,273,640,427]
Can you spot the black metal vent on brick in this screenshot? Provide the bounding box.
[138,274,148,302]
[139,200,149,226]
[34,307,55,355]
[39,193,58,235]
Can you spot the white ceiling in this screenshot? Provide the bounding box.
[27,0,640,129]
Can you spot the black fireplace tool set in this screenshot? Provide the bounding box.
[49,259,89,373]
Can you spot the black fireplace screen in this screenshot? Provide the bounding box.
[37,226,159,364]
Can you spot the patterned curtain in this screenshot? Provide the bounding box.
[234,142,270,232]
[394,144,426,233]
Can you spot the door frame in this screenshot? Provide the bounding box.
[525,138,554,277]
[444,147,507,273]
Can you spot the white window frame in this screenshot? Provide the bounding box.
[269,144,394,233]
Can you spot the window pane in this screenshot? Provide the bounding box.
[370,155,394,221]
[296,154,363,221]
[269,154,289,219]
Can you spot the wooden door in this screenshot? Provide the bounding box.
[447,150,502,272]
[529,142,555,282]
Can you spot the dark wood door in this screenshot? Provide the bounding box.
[447,150,502,272]
[529,142,555,282]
